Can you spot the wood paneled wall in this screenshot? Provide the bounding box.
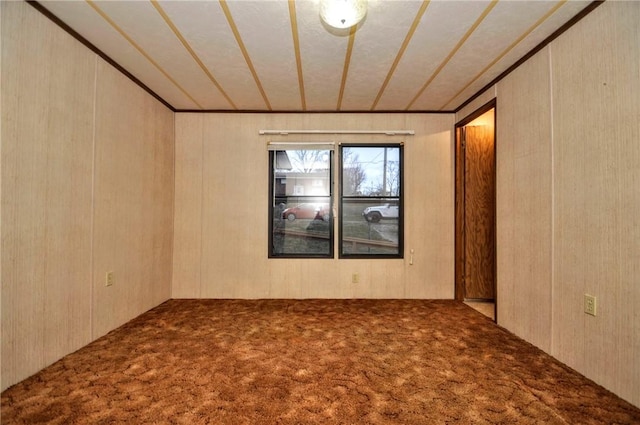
[496,50,553,352]
[549,1,639,407]
[1,1,95,390]
[172,113,454,299]
[459,1,639,407]
[1,2,174,390]
[91,61,174,339]
[5,0,637,410]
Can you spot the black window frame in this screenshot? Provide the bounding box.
[339,144,404,259]
[268,149,334,259]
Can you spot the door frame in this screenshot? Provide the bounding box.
[454,99,497,304]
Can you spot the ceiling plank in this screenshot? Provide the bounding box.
[288,0,306,111]
[370,1,431,111]
[405,0,498,110]
[337,26,357,111]
[85,0,202,108]
[219,0,272,110]
[151,0,236,110]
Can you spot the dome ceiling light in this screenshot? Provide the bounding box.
[319,0,368,29]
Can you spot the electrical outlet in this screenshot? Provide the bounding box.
[106,271,114,287]
[352,273,359,284]
[584,294,597,316]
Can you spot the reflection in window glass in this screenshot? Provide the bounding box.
[270,149,333,258]
[340,145,403,258]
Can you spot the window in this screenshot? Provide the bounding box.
[340,145,403,258]
[268,143,402,259]
[269,145,333,258]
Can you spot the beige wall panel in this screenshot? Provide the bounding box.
[455,87,497,125]
[495,50,553,352]
[1,2,95,390]
[92,60,173,338]
[172,114,203,298]
[404,114,455,298]
[267,260,314,299]
[490,0,640,407]
[550,2,639,406]
[174,113,454,299]
[200,114,271,298]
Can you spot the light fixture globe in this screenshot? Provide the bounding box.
[320,0,367,29]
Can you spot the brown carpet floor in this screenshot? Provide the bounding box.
[2,299,639,424]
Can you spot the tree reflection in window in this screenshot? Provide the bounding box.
[269,149,333,258]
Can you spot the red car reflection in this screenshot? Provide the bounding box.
[282,204,330,221]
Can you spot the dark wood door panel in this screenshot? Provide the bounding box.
[464,125,495,299]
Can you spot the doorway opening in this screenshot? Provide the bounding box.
[455,100,496,321]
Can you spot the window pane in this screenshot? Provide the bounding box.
[340,145,402,258]
[341,199,400,255]
[271,149,332,257]
[342,147,401,196]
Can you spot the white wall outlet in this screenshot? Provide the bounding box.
[106,271,114,287]
[584,294,597,316]
[352,273,359,284]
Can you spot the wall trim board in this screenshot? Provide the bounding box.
[455,0,604,114]
[26,0,175,113]
[455,99,497,128]
[22,0,452,114]
[27,0,602,115]
[176,109,455,114]
[2,1,175,390]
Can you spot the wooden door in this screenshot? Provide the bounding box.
[464,125,495,299]
[456,123,496,300]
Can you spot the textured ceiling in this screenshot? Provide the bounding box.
[37,0,595,112]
